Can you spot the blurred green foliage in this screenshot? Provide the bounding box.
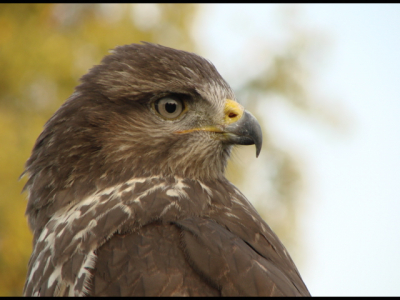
[0,4,339,296]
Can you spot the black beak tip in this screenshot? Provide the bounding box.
[256,143,262,158]
[253,119,262,158]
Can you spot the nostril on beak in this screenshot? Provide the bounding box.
[228,112,238,118]
[224,99,244,125]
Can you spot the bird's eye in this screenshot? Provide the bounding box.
[154,97,185,119]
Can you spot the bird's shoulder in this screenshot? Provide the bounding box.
[24,176,309,296]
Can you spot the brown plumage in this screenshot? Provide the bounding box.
[22,43,310,296]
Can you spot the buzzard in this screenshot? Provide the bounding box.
[22,43,310,296]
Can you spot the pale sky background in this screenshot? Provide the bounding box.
[192,4,400,296]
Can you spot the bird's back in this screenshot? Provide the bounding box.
[24,177,310,296]
[91,222,220,296]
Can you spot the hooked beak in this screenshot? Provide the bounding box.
[176,99,262,157]
[222,110,262,157]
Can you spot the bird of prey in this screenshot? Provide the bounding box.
[22,43,310,296]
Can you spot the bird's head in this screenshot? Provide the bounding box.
[23,43,262,230]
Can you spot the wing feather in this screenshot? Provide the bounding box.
[175,217,300,296]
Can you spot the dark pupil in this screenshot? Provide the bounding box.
[165,101,177,113]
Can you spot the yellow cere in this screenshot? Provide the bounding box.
[224,99,244,125]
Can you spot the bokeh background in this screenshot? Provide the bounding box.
[0,4,399,296]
